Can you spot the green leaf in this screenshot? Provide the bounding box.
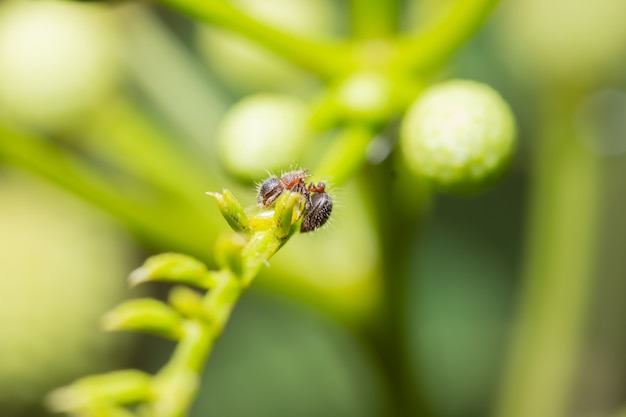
[102,298,184,340]
[129,253,216,289]
[46,370,152,413]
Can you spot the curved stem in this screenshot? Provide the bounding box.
[394,0,499,74]
[84,99,215,200]
[151,273,241,417]
[313,124,374,185]
[119,6,227,147]
[151,0,349,79]
[493,95,602,417]
[0,123,217,259]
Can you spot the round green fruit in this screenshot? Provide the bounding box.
[217,94,312,180]
[400,80,516,192]
[0,0,121,132]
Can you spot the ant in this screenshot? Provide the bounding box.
[257,170,332,233]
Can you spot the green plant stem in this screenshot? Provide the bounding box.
[395,0,499,74]
[151,273,241,417]
[356,157,428,417]
[119,6,227,146]
[85,99,215,201]
[0,123,216,259]
[127,195,300,417]
[493,95,602,417]
[314,124,374,185]
[150,0,348,79]
[349,0,398,39]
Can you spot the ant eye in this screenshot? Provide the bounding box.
[257,176,283,207]
[300,191,333,233]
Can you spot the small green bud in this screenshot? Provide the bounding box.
[216,94,312,180]
[206,189,251,233]
[400,80,516,192]
[129,253,216,289]
[214,232,247,276]
[168,286,209,321]
[102,299,184,340]
[272,190,305,239]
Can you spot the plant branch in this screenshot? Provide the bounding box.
[0,123,217,257]
[394,0,499,74]
[314,124,374,185]
[150,0,349,79]
[349,0,399,39]
[493,96,602,417]
[48,191,305,417]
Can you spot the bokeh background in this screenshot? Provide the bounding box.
[1,0,626,417]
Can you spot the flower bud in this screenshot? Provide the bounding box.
[400,80,516,192]
[217,94,312,180]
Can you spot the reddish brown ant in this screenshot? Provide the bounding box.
[257,170,332,232]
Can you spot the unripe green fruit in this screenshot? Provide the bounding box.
[400,80,516,192]
[0,0,121,132]
[217,94,312,180]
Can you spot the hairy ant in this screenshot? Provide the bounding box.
[257,170,332,233]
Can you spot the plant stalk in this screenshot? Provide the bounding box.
[493,95,602,417]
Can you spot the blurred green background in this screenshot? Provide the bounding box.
[1,0,626,417]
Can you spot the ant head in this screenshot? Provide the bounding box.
[257,176,284,207]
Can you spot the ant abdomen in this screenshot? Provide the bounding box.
[300,191,333,233]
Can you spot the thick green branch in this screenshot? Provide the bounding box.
[395,0,499,74]
[494,97,602,417]
[0,123,217,257]
[349,0,399,39]
[151,0,349,79]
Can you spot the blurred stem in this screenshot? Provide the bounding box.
[152,273,241,417]
[394,0,499,74]
[120,6,227,146]
[0,124,216,259]
[85,99,213,200]
[494,95,602,417]
[150,0,349,79]
[356,157,428,417]
[314,124,374,185]
[349,0,398,38]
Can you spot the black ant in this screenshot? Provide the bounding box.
[257,170,332,233]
